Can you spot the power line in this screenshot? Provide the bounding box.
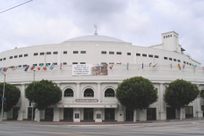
[0,0,33,14]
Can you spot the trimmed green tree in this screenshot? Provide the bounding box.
[25,80,62,110]
[25,80,62,121]
[116,76,158,121]
[200,90,204,99]
[0,83,20,112]
[164,79,199,119]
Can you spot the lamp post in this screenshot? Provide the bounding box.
[0,74,6,121]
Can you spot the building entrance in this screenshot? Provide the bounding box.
[84,108,94,121]
[125,109,133,121]
[44,108,54,121]
[105,108,115,121]
[64,108,73,121]
[167,107,176,119]
[147,108,156,120]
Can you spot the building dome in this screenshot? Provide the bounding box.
[65,35,126,43]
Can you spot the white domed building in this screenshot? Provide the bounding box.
[0,31,204,122]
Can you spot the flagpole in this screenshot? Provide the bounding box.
[31,70,36,121]
[0,74,6,121]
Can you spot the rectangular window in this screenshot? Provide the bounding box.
[40,52,44,55]
[53,62,57,65]
[81,51,86,54]
[46,52,51,55]
[177,59,181,62]
[169,58,172,61]
[63,51,67,54]
[154,55,159,58]
[127,52,131,56]
[14,55,18,58]
[101,51,107,54]
[174,59,177,62]
[33,64,37,66]
[149,54,153,58]
[164,57,168,60]
[80,62,86,64]
[73,51,78,54]
[3,58,6,60]
[34,53,38,56]
[109,62,114,64]
[109,51,114,55]
[72,62,78,64]
[142,54,147,57]
[136,53,141,56]
[19,54,23,58]
[116,52,122,55]
[0,59,2,61]
[9,56,13,59]
[63,62,67,65]
[53,51,58,55]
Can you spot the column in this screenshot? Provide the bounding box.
[53,107,60,121]
[157,83,166,120]
[17,84,26,121]
[139,109,147,121]
[73,108,80,122]
[34,109,40,122]
[194,85,203,118]
[94,108,102,122]
[97,83,101,102]
[76,83,80,99]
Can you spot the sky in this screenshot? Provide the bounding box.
[0,0,204,64]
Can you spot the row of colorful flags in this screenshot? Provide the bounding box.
[0,63,199,74]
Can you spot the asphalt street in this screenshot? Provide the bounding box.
[0,120,204,136]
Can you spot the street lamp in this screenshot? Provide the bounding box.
[0,74,6,121]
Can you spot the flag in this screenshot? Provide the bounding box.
[126,63,129,70]
[24,65,29,71]
[31,65,35,71]
[9,66,16,71]
[37,67,41,71]
[109,64,114,70]
[142,63,144,69]
[50,63,55,70]
[60,63,63,70]
[3,67,8,72]
[183,64,185,69]
[170,64,173,69]
[152,63,157,67]
[43,66,47,71]
[178,64,181,70]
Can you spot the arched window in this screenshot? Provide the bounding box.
[64,88,74,97]
[105,88,115,97]
[84,88,94,97]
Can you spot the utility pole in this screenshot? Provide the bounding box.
[0,74,6,121]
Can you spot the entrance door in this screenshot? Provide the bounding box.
[84,108,94,121]
[202,105,204,117]
[167,107,176,119]
[12,107,19,120]
[45,108,54,121]
[105,108,115,121]
[27,107,35,120]
[147,108,156,120]
[64,108,73,121]
[125,109,133,121]
[185,106,193,118]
